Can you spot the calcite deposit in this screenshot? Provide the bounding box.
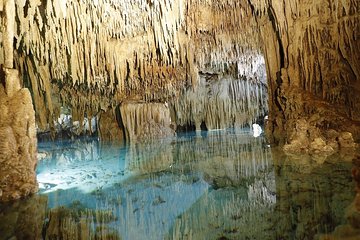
[0,0,38,202]
[0,0,359,201]
[0,0,357,142]
[0,0,267,139]
[247,0,360,144]
[0,69,38,202]
[120,102,175,141]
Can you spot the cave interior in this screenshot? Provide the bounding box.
[0,0,360,239]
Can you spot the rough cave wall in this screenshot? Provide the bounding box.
[248,0,360,143]
[3,0,356,143]
[0,69,38,202]
[0,0,38,202]
[0,0,267,140]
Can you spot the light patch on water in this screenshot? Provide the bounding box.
[36,128,277,239]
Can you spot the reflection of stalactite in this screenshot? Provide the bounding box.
[173,131,272,182]
[44,206,120,240]
[125,139,174,173]
[0,196,47,239]
[34,133,356,239]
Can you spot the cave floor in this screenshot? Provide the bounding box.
[0,129,357,240]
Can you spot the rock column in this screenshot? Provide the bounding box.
[0,0,38,202]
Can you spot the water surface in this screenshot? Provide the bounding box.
[0,129,356,240]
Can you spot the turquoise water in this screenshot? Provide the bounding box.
[0,129,356,239]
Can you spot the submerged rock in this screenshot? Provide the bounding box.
[339,132,357,149]
[283,118,358,155]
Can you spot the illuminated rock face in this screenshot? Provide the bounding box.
[0,1,359,141]
[120,102,175,141]
[247,0,360,143]
[0,69,38,202]
[173,54,268,130]
[0,0,265,137]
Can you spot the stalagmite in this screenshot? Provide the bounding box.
[0,0,38,202]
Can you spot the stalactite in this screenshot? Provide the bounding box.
[173,53,268,130]
[248,0,360,143]
[120,102,175,141]
[0,0,264,133]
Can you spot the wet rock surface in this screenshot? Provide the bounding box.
[0,195,47,240]
[284,118,358,154]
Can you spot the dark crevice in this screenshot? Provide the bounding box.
[247,0,256,16]
[0,67,5,87]
[267,7,285,69]
[115,105,126,142]
[338,44,357,83]
[23,1,30,18]
[176,123,196,133]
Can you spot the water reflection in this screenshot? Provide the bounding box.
[0,129,357,240]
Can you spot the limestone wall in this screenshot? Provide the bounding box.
[248,0,360,143]
[0,0,38,202]
[0,69,38,202]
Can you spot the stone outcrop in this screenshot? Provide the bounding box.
[0,0,38,202]
[120,102,175,141]
[283,118,357,155]
[0,68,38,202]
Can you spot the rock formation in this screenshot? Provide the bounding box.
[247,0,360,145]
[0,0,358,142]
[173,53,268,131]
[0,0,38,202]
[0,0,267,140]
[0,68,38,202]
[0,0,359,201]
[98,107,124,142]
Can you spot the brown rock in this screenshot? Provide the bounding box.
[0,69,38,202]
[98,107,125,142]
[120,102,175,142]
[338,132,356,148]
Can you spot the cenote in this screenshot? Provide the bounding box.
[1,1,360,240]
[1,129,357,240]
